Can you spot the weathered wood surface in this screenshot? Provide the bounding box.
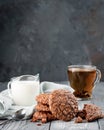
[0,82,104,130]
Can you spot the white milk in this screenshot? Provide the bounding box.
[10,81,39,106]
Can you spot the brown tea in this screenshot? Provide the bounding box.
[67,67,97,98]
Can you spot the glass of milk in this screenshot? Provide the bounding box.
[7,74,40,106]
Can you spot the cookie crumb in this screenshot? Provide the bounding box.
[76,110,86,119]
[75,116,83,123]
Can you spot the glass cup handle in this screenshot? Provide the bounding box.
[94,69,101,85]
[7,81,13,98]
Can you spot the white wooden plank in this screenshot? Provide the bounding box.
[0,120,26,130]
[22,120,50,130]
[98,118,104,130]
[0,120,50,130]
[50,120,99,130]
[91,83,104,130]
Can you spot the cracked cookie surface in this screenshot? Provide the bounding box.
[83,104,104,122]
[49,89,78,121]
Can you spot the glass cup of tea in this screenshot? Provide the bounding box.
[67,65,101,100]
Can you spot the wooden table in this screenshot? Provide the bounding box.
[0,82,104,130]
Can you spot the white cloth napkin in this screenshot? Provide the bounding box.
[0,90,35,119]
[0,81,74,119]
[0,93,13,114]
[40,81,74,93]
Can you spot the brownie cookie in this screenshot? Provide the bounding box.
[36,93,50,105]
[35,103,50,112]
[49,89,78,121]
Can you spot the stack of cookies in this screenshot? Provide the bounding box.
[31,89,104,123]
[32,89,78,123]
[32,93,56,123]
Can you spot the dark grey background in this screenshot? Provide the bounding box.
[0,0,104,82]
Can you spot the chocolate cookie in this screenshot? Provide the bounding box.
[49,89,78,121]
[35,103,50,112]
[36,93,50,105]
[32,111,56,123]
[83,104,104,122]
